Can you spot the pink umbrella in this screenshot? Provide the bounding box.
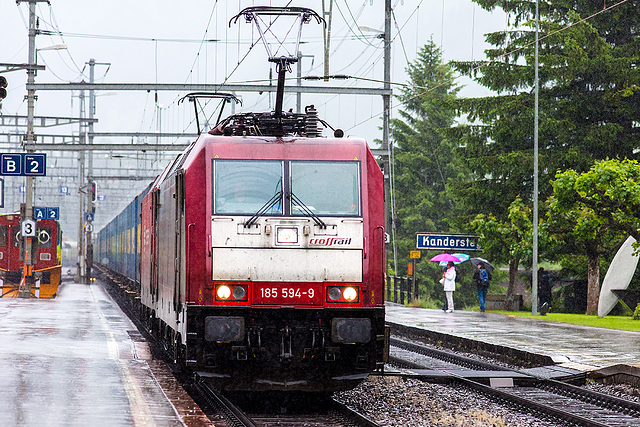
[430,253,462,263]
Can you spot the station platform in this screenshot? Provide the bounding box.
[0,278,211,427]
[386,303,640,371]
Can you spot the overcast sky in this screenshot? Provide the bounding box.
[2,0,506,145]
[1,1,509,237]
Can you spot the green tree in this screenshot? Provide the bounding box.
[471,197,545,305]
[389,40,462,280]
[548,159,640,314]
[449,0,640,294]
[453,1,639,216]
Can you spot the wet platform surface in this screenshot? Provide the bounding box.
[0,278,208,426]
[386,303,640,369]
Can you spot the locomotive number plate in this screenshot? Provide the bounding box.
[253,283,323,305]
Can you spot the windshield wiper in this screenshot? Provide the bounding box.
[290,192,326,228]
[244,191,283,228]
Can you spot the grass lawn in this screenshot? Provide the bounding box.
[490,310,640,333]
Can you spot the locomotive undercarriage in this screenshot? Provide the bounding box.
[186,306,386,392]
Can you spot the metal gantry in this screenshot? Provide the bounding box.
[3,2,394,287]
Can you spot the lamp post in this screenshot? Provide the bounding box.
[358,6,394,274]
[35,44,67,67]
[532,0,540,315]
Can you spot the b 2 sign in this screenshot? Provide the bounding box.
[0,153,46,176]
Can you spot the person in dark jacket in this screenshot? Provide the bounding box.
[473,263,491,312]
[538,267,552,313]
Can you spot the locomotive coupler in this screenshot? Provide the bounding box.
[247,327,265,359]
[303,327,323,361]
[280,325,293,359]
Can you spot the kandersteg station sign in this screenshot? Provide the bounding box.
[416,233,481,251]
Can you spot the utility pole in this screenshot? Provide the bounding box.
[383,0,393,272]
[17,0,50,296]
[85,58,111,283]
[296,51,314,113]
[322,0,333,81]
[297,52,303,113]
[86,59,96,281]
[532,0,540,315]
[76,88,86,284]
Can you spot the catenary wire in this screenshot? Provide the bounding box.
[345,0,633,132]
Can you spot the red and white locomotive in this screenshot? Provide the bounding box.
[99,6,387,392]
[137,103,386,391]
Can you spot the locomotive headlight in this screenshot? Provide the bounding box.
[276,226,298,245]
[343,287,358,302]
[232,285,246,300]
[326,285,360,303]
[214,283,248,301]
[328,287,342,301]
[216,285,232,300]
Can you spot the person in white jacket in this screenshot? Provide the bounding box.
[442,261,457,313]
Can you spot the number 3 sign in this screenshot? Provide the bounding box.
[21,219,36,237]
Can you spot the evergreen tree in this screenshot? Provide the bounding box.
[450,0,640,306]
[389,40,463,300]
[453,0,640,216]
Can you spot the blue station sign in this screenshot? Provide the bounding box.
[34,207,60,220]
[0,153,46,176]
[416,233,481,251]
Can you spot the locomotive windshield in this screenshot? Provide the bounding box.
[213,159,360,217]
[291,161,360,216]
[214,160,283,215]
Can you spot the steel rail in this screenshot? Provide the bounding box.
[390,337,640,427]
[330,398,381,427]
[193,377,257,427]
[456,376,610,427]
[390,336,511,371]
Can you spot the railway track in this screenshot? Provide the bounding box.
[389,336,640,427]
[193,374,381,427]
[99,268,640,426]
[97,268,380,427]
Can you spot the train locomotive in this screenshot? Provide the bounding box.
[96,6,387,392]
[0,214,62,298]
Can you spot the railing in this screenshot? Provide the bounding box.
[385,275,419,304]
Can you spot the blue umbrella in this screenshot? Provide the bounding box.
[439,253,469,267]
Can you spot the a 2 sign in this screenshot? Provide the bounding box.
[21,207,59,239]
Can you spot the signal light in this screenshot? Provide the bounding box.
[0,76,7,101]
[89,181,97,203]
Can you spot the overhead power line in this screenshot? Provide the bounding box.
[38,30,222,44]
[346,0,633,132]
